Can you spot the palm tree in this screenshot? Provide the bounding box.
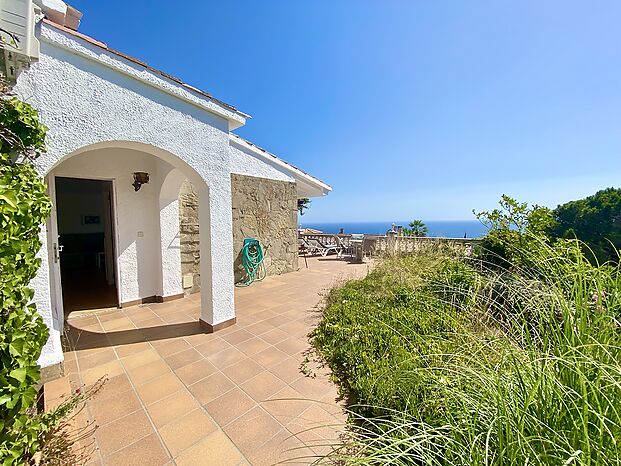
[405,219,428,237]
[297,198,311,216]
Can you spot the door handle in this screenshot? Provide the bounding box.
[53,243,64,263]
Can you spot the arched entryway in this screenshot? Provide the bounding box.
[42,141,234,341]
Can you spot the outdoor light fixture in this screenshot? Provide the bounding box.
[132,172,149,191]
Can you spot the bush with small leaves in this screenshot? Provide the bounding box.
[0,90,52,464]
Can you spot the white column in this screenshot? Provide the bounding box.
[198,179,236,331]
[159,197,182,298]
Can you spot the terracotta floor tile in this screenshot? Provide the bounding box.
[247,427,317,466]
[290,375,334,401]
[123,306,156,319]
[175,431,244,466]
[285,404,344,447]
[96,409,154,457]
[44,376,70,409]
[97,311,125,322]
[77,348,117,371]
[120,348,161,370]
[174,358,217,386]
[90,373,133,402]
[158,408,217,457]
[160,311,193,325]
[204,387,256,427]
[221,358,264,385]
[219,328,254,346]
[253,309,279,322]
[259,327,290,346]
[274,337,309,357]
[188,372,235,405]
[152,337,191,358]
[285,322,313,339]
[68,333,110,352]
[269,356,304,384]
[113,340,152,359]
[81,360,124,386]
[100,317,135,332]
[262,385,313,426]
[135,371,185,405]
[194,337,232,357]
[64,361,80,384]
[204,346,246,369]
[133,316,165,328]
[240,371,287,402]
[88,388,142,426]
[182,331,211,347]
[125,359,171,386]
[102,433,170,466]
[234,337,272,357]
[253,346,289,369]
[164,347,202,371]
[105,329,147,347]
[146,389,199,428]
[223,406,283,458]
[71,342,111,360]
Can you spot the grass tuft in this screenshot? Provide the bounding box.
[311,239,621,465]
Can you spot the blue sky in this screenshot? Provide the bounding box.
[71,1,621,222]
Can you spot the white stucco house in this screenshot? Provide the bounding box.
[2,2,330,378]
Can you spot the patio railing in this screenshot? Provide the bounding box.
[299,232,481,258]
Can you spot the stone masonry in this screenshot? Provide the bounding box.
[179,180,201,294]
[231,173,299,282]
[179,175,299,292]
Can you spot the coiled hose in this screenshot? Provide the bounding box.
[235,238,266,287]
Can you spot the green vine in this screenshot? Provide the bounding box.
[0,88,52,464]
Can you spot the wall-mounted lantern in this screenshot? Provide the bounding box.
[132,172,149,191]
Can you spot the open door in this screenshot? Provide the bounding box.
[54,177,119,314]
[46,175,65,331]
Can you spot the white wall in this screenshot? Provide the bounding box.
[15,22,239,369]
[229,139,295,183]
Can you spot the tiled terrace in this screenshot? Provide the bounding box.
[51,256,369,466]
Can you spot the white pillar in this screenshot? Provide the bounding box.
[159,197,182,298]
[159,168,186,299]
[198,179,236,332]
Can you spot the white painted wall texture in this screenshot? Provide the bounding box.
[229,139,295,183]
[16,22,240,369]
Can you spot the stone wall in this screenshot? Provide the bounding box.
[179,180,201,294]
[179,175,299,292]
[231,173,298,282]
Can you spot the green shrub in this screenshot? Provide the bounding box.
[474,195,556,269]
[0,93,52,463]
[550,187,621,264]
[312,238,621,465]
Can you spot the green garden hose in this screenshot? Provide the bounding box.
[235,238,266,287]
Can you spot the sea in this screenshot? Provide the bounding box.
[300,220,488,239]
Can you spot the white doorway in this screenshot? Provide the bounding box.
[54,177,119,314]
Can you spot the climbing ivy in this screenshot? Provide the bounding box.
[0,90,52,463]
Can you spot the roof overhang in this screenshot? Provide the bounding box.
[39,19,250,130]
[230,134,332,198]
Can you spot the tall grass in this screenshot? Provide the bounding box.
[311,240,621,465]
